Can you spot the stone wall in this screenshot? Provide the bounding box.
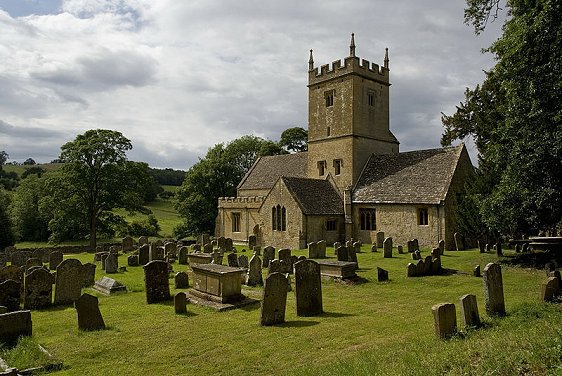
[305,215,344,245]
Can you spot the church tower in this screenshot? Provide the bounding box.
[307,34,399,194]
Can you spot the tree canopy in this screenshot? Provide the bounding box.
[442,0,562,237]
[279,127,308,152]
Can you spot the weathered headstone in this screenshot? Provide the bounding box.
[246,255,263,286]
[210,251,223,265]
[308,242,319,259]
[49,251,63,271]
[347,246,358,269]
[478,240,485,253]
[514,244,521,253]
[0,280,21,312]
[100,253,109,271]
[407,240,414,253]
[483,263,505,316]
[25,258,42,273]
[203,243,213,253]
[74,293,105,331]
[32,249,45,263]
[82,263,96,287]
[0,265,23,284]
[24,268,53,310]
[397,245,404,254]
[459,294,480,328]
[143,260,171,304]
[127,255,139,267]
[438,240,445,255]
[150,246,165,261]
[138,236,148,247]
[138,244,150,265]
[377,267,389,282]
[485,243,490,253]
[432,302,457,339]
[260,272,288,326]
[317,240,327,258]
[105,253,118,274]
[294,259,322,317]
[174,292,187,314]
[54,258,83,306]
[92,276,126,295]
[383,237,393,258]
[473,265,481,277]
[278,249,292,274]
[540,277,560,302]
[496,240,503,257]
[11,251,31,267]
[0,310,32,345]
[122,236,134,252]
[336,246,348,261]
[268,259,282,274]
[353,241,361,254]
[174,271,189,289]
[333,242,341,254]
[423,255,432,275]
[164,242,177,258]
[238,254,249,268]
[263,246,275,268]
[153,239,164,247]
[225,238,233,251]
[178,247,188,265]
[227,252,239,267]
[371,244,377,252]
[407,263,416,277]
[376,232,385,248]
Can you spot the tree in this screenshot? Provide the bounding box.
[442,0,562,236]
[279,127,308,152]
[10,175,50,241]
[0,151,8,166]
[21,166,46,179]
[0,190,15,249]
[174,135,284,237]
[46,130,150,247]
[23,158,36,165]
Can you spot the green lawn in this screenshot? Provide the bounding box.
[115,196,181,238]
[12,247,562,375]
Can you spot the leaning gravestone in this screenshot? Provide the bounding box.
[377,267,389,282]
[24,268,53,310]
[0,310,32,345]
[294,259,322,317]
[82,263,96,288]
[93,276,126,295]
[178,247,188,265]
[459,294,480,328]
[246,255,263,286]
[49,251,63,271]
[383,237,393,258]
[174,271,189,289]
[483,263,505,316]
[260,272,288,326]
[174,292,187,314]
[105,253,118,274]
[432,302,457,339]
[143,260,170,304]
[0,280,21,312]
[75,293,105,331]
[54,258,83,306]
[263,246,276,268]
[122,236,134,252]
[138,244,150,265]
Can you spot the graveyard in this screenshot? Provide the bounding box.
[1,241,561,375]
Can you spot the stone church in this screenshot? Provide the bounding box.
[216,35,473,251]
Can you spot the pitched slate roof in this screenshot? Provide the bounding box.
[352,144,467,204]
[237,152,308,190]
[282,176,344,215]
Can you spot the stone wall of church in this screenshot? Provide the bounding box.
[305,215,345,245]
[216,197,263,244]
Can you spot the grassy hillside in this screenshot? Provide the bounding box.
[2,163,62,175]
[6,247,561,375]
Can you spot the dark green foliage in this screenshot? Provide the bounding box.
[0,190,15,249]
[10,176,50,241]
[21,166,46,179]
[0,153,19,190]
[125,214,160,237]
[148,167,186,186]
[442,0,562,236]
[279,127,308,152]
[23,158,36,165]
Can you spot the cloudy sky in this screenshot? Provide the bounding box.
[0,0,503,169]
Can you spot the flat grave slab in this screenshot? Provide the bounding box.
[187,253,213,265]
[316,260,357,279]
[92,277,127,295]
[190,264,247,303]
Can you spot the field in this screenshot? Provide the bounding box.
[6,247,562,375]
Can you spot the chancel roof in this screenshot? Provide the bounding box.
[282,176,344,215]
[237,152,308,191]
[352,145,468,205]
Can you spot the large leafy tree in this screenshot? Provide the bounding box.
[442,0,562,236]
[10,175,51,241]
[279,127,308,152]
[0,190,15,249]
[174,135,283,237]
[46,130,151,246]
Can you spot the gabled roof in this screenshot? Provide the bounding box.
[237,152,308,191]
[352,144,469,205]
[281,176,344,215]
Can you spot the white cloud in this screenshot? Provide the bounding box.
[0,0,502,168]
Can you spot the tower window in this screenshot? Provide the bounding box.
[326,219,337,231]
[360,208,376,230]
[325,90,334,107]
[418,208,429,226]
[317,160,326,176]
[368,92,375,106]
[232,212,241,233]
[333,159,342,175]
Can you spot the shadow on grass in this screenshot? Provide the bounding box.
[500,251,562,269]
[280,320,320,328]
[320,311,356,318]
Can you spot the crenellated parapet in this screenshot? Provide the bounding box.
[218,196,265,209]
[308,56,389,86]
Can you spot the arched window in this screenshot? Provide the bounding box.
[272,206,276,230]
[281,206,286,231]
[272,205,287,231]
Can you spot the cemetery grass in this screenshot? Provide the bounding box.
[27,248,562,375]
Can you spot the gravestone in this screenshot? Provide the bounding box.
[143,260,171,304]
[317,240,327,258]
[308,242,319,259]
[93,276,126,295]
[150,246,165,261]
[383,237,393,258]
[153,239,164,247]
[0,280,21,312]
[199,233,210,245]
[496,240,503,257]
[127,255,139,267]
[416,259,424,276]
[353,241,361,254]
[514,244,521,253]
[407,240,414,253]
[225,238,233,251]
[211,251,223,265]
[294,259,322,317]
[217,236,226,250]
[483,263,505,316]
[109,246,119,254]
[485,244,490,253]
[407,263,416,277]
[432,302,457,339]
[82,263,96,287]
[11,251,31,267]
[459,294,480,328]
[203,243,213,253]
[263,246,276,268]
[54,258,83,306]
[191,244,201,253]
[540,277,560,302]
[227,252,239,267]
[397,245,404,254]
[246,255,263,286]
[423,255,432,275]
[376,232,385,248]
[32,249,45,263]
[105,253,118,274]
[178,247,188,265]
[25,258,42,273]
[253,246,262,256]
[122,236,134,252]
[49,251,63,271]
[473,265,481,277]
[0,265,23,284]
[138,244,150,265]
[347,246,358,269]
[371,244,377,252]
[278,249,292,274]
[238,254,249,268]
[138,236,148,247]
[248,235,257,249]
[454,232,463,251]
[336,246,348,262]
[413,250,421,260]
[478,240,485,253]
[260,272,288,326]
[333,242,341,254]
[74,293,105,331]
[100,253,109,271]
[165,242,177,258]
[0,310,32,345]
[377,267,389,282]
[174,271,189,289]
[268,259,282,274]
[413,239,419,252]
[174,292,187,314]
[438,240,445,255]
